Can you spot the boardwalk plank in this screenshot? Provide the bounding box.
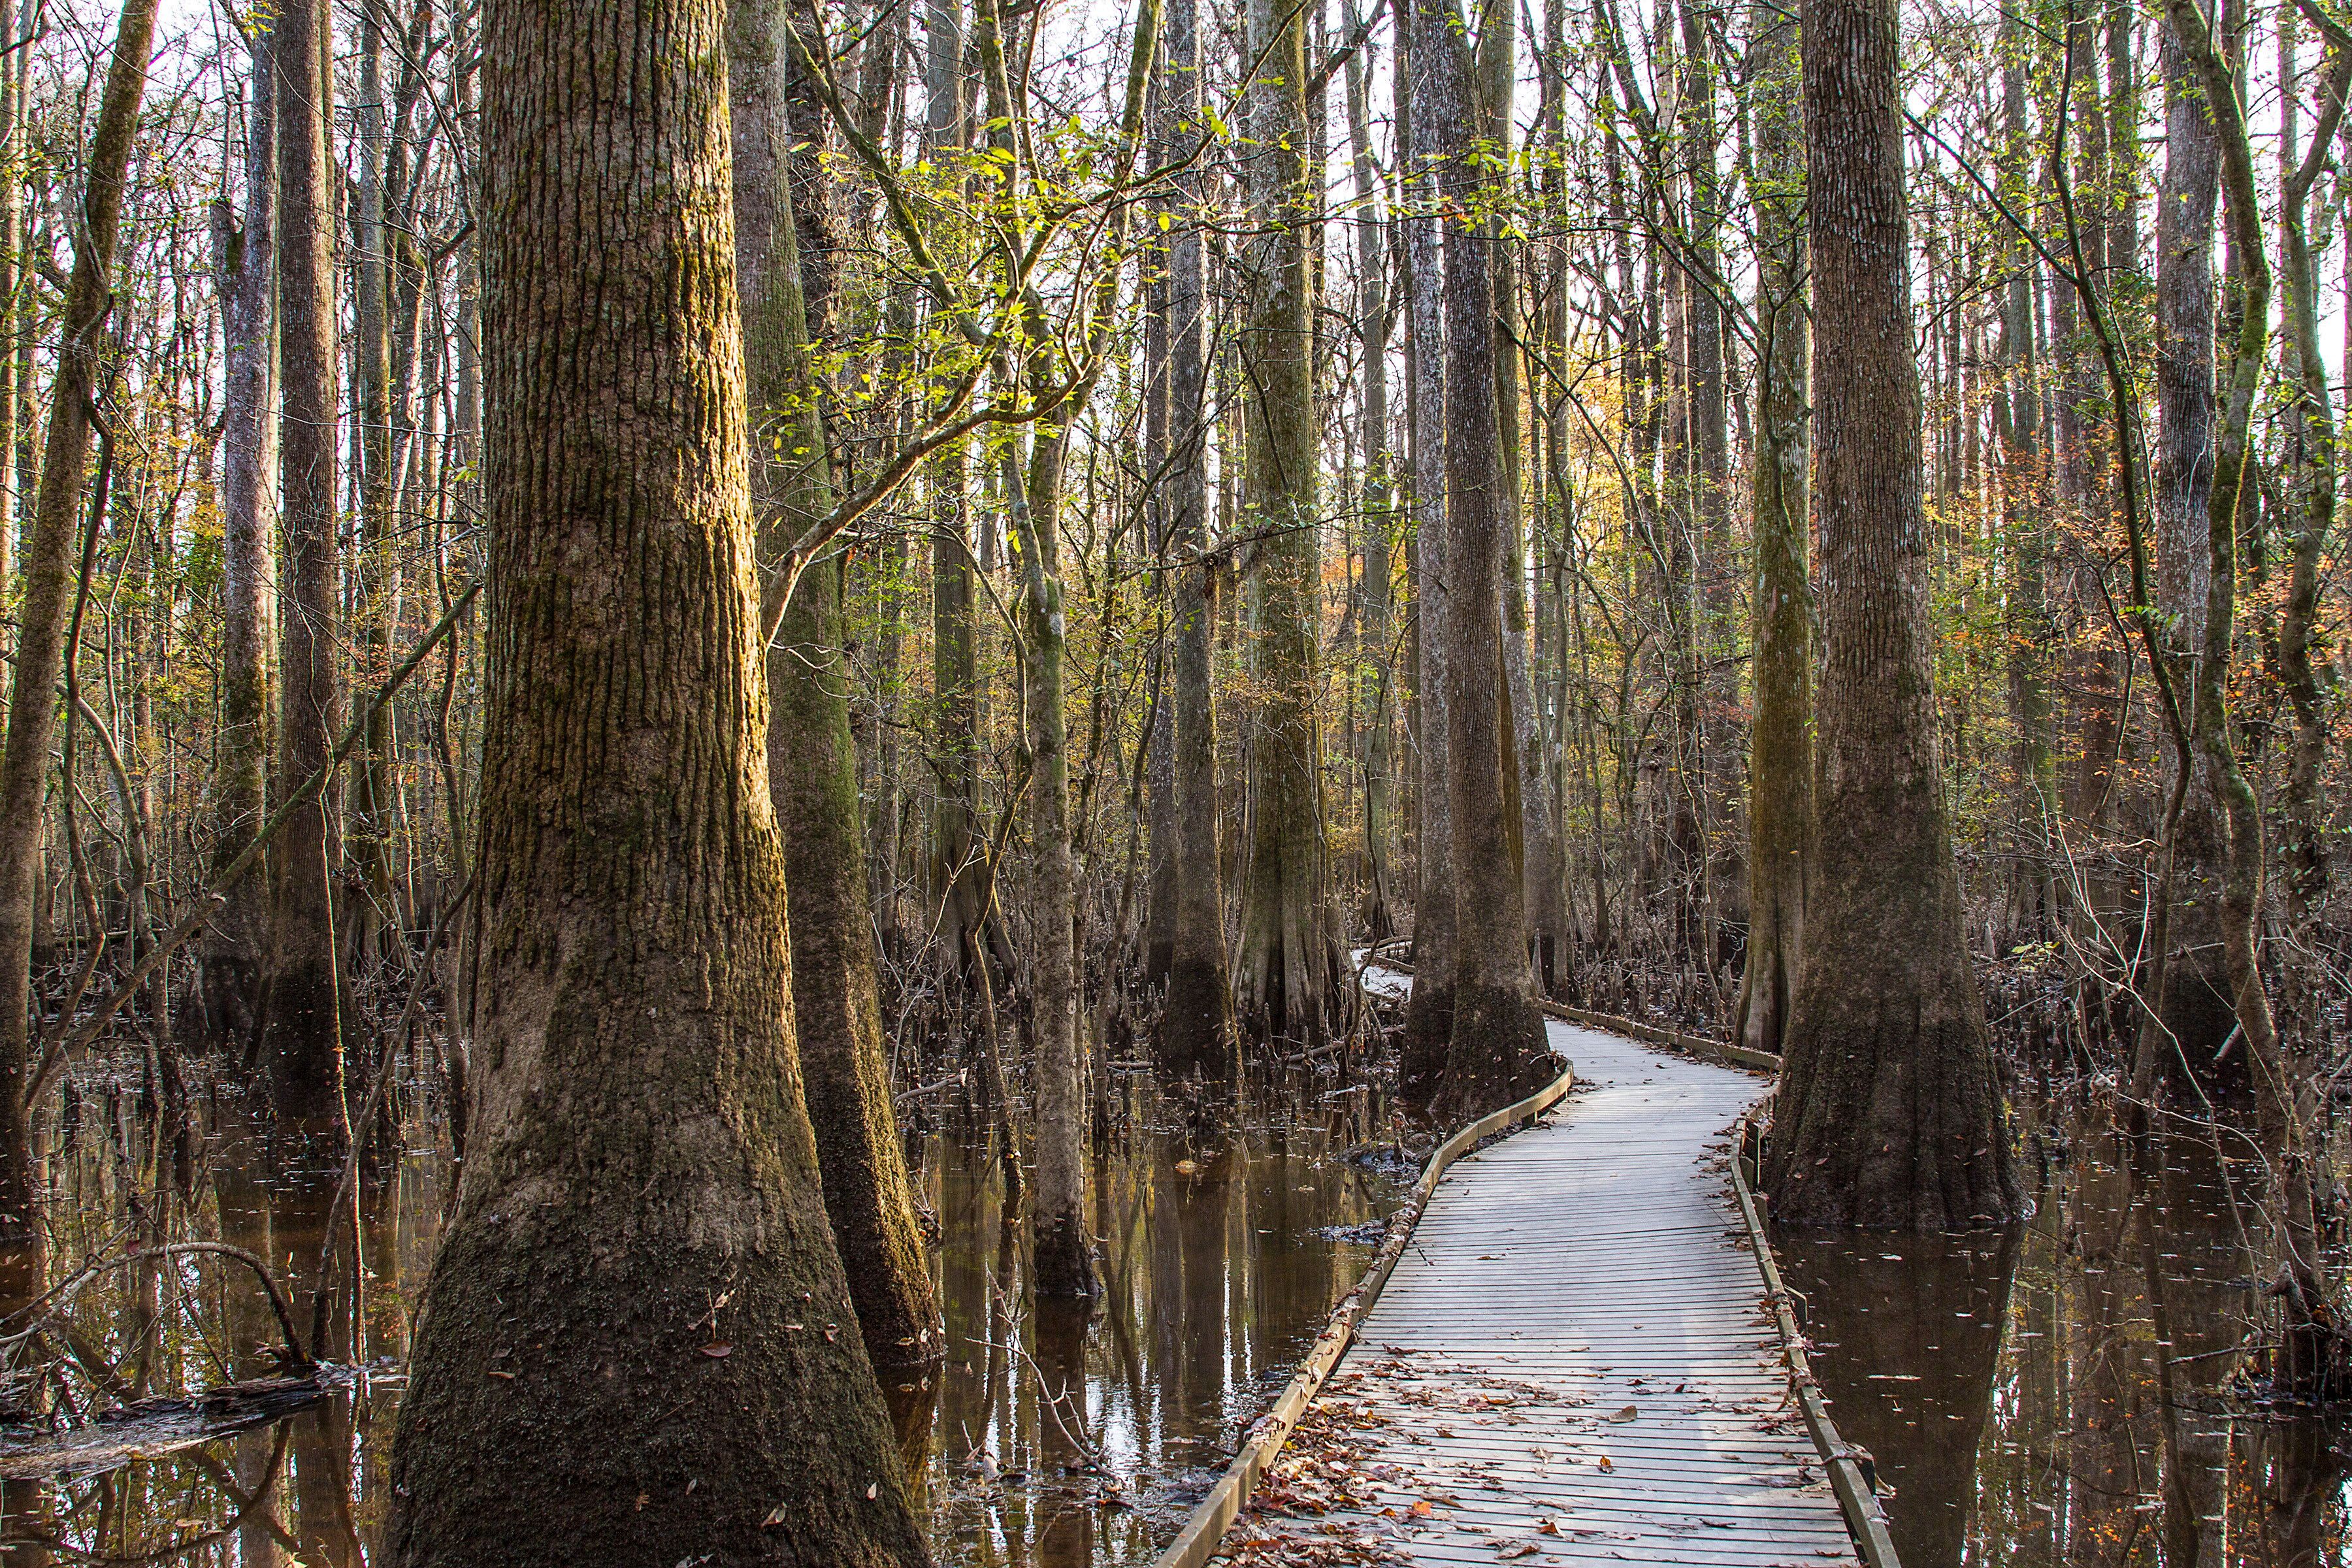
[1220,1017,1861,1567]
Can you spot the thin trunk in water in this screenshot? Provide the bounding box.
[2147,10,2234,1079]
[2160,0,2341,1394]
[0,0,161,1236]
[203,17,277,1049]
[1157,0,1235,1079]
[385,0,934,1554]
[260,0,348,1123]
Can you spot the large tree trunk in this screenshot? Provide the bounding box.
[1233,0,1340,1049]
[259,0,348,1123]
[202,18,277,1050]
[1156,0,1236,1080]
[385,0,933,1556]
[0,0,160,1237]
[1731,0,1810,1062]
[733,0,942,1372]
[1416,0,1552,1119]
[1761,0,2017,1228]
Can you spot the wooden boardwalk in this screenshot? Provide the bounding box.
[1212,1015,1863,1567]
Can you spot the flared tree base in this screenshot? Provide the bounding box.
[1431,982,1555,1123]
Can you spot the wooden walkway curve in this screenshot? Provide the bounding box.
[1171,995,1889,1567]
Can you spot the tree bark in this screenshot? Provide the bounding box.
[259,0,348,1122]
[1396,31,1457,1087]
[734,0,943,1373]
[2146,11,2235,1079]
[203,16,277,1050]
[1731,0,1810,1062]
[0,0,160,1237]
[1156,0,1235,1079]
[1345,31,1395,944]
[1416,0,1552,1119]
[1233,0,1341,1048]
[385,0,933,1556]
[1761,0,2017,1228]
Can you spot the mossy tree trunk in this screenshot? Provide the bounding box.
[385,0,933,1558]
[0,0,159,1237]
[1731,0,1810,1062]
[733,0,943,1372]
[1761,0,2018,1228]
[202,16,276,1050]
[259,0,348,1124]
[1233,0,1341,1050]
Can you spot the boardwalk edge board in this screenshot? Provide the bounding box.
[1149,1044,1578,1568]
[1166,953,1902,1568]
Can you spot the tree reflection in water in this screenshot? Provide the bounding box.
[0,1063,1405,1567]
[1782,1100,2351,1567]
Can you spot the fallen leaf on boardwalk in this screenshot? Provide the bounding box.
[1607,1405,1637,1423]
[700,1343,732,1358]
[1497,1544,1539,1560]
[1536,1518,1561,1534]
[1409,1500,1432,1517]
[1596,1454,1612,1473]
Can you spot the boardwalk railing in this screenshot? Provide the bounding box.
[1150,1051,1578,1568]
[1153,962,1903,1568]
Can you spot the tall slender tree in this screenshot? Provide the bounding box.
[1731,0,1810,1060]
[0,0,161,1235]
[202,15,277,1047]
[258,0,348,1120]
[1156,0,1236,1078]
[386,0,932,1555]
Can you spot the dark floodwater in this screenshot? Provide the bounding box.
[1782,1103,2352,1567]
[0,1056,1409,1566]
[14,1058,2352,1568]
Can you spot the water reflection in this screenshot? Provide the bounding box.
[0,1058,1405,1565]
[1783,1103,2352,1567]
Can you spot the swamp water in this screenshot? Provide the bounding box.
[0,1058,1411,1565]
[1782,1103,2352,1566]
